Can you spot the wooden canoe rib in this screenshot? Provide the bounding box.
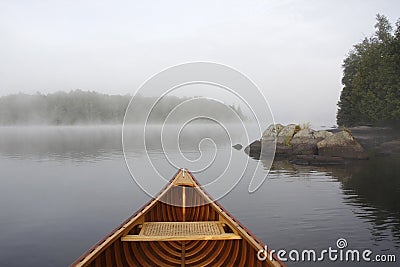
[71,169,286,267]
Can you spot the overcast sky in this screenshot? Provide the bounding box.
[1,0,399,126]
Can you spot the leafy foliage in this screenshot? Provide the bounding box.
[294,125,301,134]
[337,14,400,127]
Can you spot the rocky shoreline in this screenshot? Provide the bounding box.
[244,124,400,165]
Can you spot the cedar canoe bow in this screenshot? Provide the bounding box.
[71,169,285,267]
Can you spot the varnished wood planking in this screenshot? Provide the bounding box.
[86,239,272,267]
[145,186,218,223]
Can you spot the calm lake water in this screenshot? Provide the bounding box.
[0,125,399,266]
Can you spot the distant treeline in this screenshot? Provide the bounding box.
[0,90,245,125]
[337,14,400,127]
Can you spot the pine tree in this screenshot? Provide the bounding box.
[337,14,400,127]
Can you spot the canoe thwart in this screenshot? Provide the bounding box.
[121,221,242,241]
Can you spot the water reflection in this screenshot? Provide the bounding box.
[0,126,122,161]
[264,158,400,247]
[339,158,400,247]
[0,125,243,161]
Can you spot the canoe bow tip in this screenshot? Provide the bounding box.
[173,168,196,187]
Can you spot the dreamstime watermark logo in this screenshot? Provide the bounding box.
[336,237,348,249]
[257,238,397,263]
[122,62,276,206]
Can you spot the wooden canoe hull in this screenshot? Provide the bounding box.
[71,169,285,267]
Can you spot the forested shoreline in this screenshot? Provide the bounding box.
[337,14,400,127]
[0,90,245,125]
